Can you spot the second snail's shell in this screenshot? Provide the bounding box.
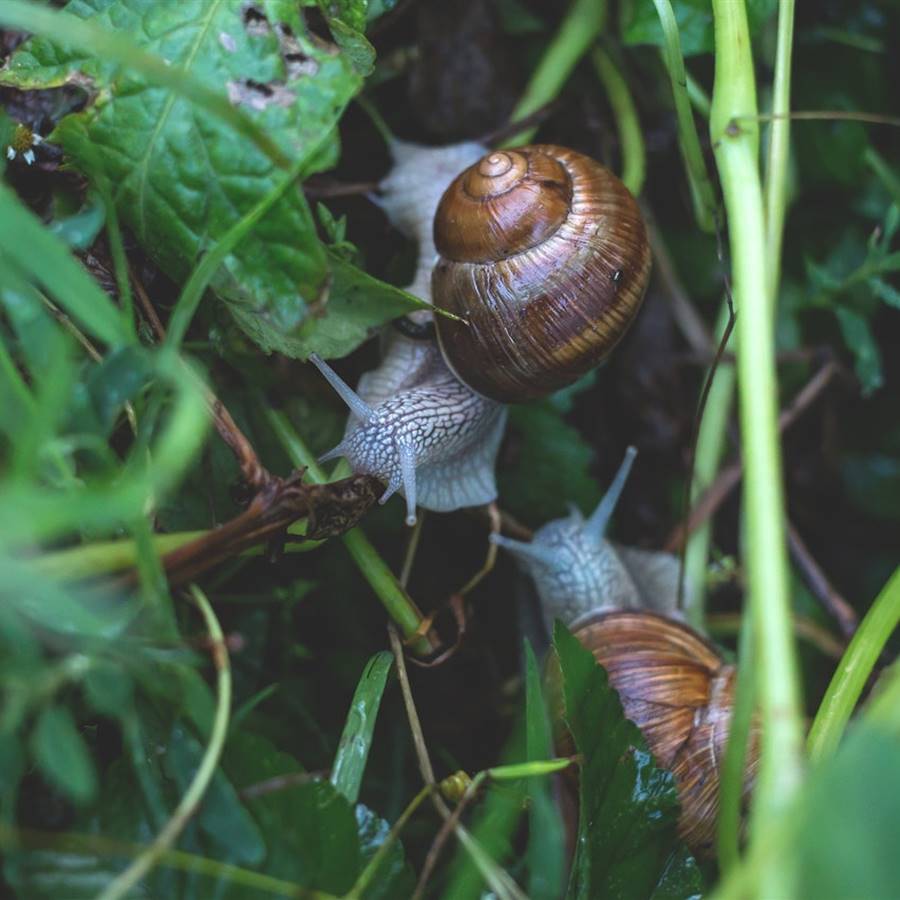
[432,145,651,402]
[556,610,758,856]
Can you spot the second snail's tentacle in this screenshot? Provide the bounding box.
[309,354,375,422]
[490,533,560,569]
[397,441,418,526]
[584,446,638,543]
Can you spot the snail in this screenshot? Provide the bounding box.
[492,448,759,856]
[312,142,650,525]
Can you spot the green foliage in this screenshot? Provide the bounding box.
[552,624,704,898]
[0,0,416,359]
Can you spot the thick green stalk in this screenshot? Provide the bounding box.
[265,409,434,655]
[591,47,646,196]
[651,0,717,231]
[710,0,804,839]
[503,0,607,147]
[763,0,796,305]
[807,566,900,764]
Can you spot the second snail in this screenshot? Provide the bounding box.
[311,140,651,525]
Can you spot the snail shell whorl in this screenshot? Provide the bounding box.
[432,145,651,402]
[569,611,757,855]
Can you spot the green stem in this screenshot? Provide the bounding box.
[344,784,434,900]
[32,526,317,580]
[682,302,735,631]
[502,0,607,147]
[0,823,328,898]
[763,0,797,306]
[591,47,646,196]
[710,0,805,844]
[685,66,712,118]
[265,409,434,656]
[807,566,900,764]
[652,0,718,232]
[716,609,756,872]
[97,587,231,900]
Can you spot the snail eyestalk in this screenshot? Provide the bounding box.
[584,445,638,543]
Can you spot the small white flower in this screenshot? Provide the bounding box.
[6,124,43,165]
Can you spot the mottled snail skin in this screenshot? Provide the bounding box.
[312,323,506,527]
[493,448,758,857]
[312,143,506,526]
[433,145,652,402]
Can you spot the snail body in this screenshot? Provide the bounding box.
[312,330,505,526]
[493,448,757,856]
[313,141,649,524]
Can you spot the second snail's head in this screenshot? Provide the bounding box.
[431,145,652,403]
[492,446,640,633]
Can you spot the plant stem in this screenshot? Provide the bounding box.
[763,0,796,306]
[345,784,434,900]
[97,587,231,900]
[265,409,434,655]
[716,610,756,872]
[651,0,718,232]
[710,0,805,846]
[683,302,734,630]
[807,566,900,764]
[32,527,318,580]
[502,0,607,147]
[591,47,646,196]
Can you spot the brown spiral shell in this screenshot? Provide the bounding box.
[554,611,759,857]
[431,145,651,402]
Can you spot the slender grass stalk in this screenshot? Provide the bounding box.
[709,0,805,848]
[591,48,646,196]
[265,409,434,655]
[97,587,231,900]
[651,0,718,232]
[682,303,735,630]
[0,823,330,898]
[685,66,712,118]
[502,0,607,147]
[763,0,797,306]
[807,566,900,764]
[716,610,756,872]
[345,784,434,900]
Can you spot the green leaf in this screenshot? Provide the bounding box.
[835,305,883,395]
[552,623,703,899]
[841,452,900,521]
[31,705,98,805]
[524,640,566,900]
[355,804,416,900]
[331,651,394,804]
[621,0,776,56]
[222,731,363,894]
[499,402,602,524]
[164,724,267,867]
[2,0,371,355]
[795,726,900,899]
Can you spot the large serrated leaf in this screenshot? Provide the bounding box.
[553,623,704,900]
[1,0,412,357]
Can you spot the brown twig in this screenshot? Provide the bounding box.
[665,359,840,552]
[114,472,383,589]
[787,522,858,638]
[239,770,329,800]
[707,612,846,659]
